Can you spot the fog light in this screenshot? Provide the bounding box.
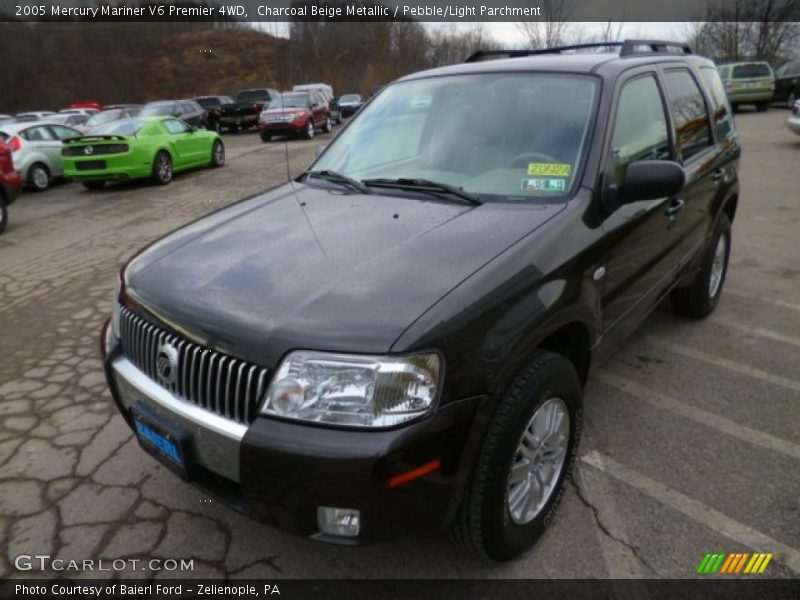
[317,506,360,538]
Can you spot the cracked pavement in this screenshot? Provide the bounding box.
[1,112,799,580]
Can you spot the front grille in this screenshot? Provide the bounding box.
[119,307,270,424]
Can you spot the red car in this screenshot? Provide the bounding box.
[258,91,332,141]
[70,100,103,111]
[0,140,22,234]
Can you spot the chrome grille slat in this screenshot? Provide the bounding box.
[119,307,269,425]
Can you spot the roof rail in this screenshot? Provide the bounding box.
[465,39,693,63]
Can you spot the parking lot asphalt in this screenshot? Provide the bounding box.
[0,112,798,580]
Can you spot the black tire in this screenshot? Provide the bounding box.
[322,114,332,133]
[151,151,173,185]
[82,181,106,190]
[0,195,7,234]
[756,101,769,112]
[671,213,731,319]
[449,351,582,561]
[210,139,225,168]
[211,119,222,133]
[27,163,50,192]
[304,118,315,140]
[260,131,272,143]
[787,90,798,109]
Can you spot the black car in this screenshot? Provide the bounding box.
[220,89,280,132]
[774,59,800,108]
[338,93,364,117]
[194,95,234,133]
[139,100,207,129]
[102,40,740,561]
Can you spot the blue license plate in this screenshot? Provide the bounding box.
[131,408,190,479]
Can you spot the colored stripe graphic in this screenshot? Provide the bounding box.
[700,552,774,574]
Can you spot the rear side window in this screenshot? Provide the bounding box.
[610,74,671,181]
[699,67,735,141]
[22,126,56,141]
[732,63,772,79]
[663,69,712,162]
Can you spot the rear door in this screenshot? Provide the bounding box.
[22,125,64,176]
[660,66,722,271]
[600,69,682,341]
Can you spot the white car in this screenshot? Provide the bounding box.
[788,100,800,136]
[59,108,99,116]
[0,122,82,191]
[44,113,90,128]
[15,111,56,122]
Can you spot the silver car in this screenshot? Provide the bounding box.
[44,113,90,128]
[0,122,82,191]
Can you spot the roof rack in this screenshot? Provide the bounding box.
[465,39,693,63]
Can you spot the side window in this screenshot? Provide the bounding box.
[164,119,189,134]
[610,75,671,182]
[699,66,735,141]
[21,126,56,141]
[663,69,713,162]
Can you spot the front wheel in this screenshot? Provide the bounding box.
[151,151,173,185]
[260,131,271,143]
[449,351,582,561]
[211,139,225,167]
[787,90,797,109]
[671,213,731,318]
[322,115,332,133]
[304,119,315,140]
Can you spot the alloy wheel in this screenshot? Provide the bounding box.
[708,234,727,298]
[506,397,569,525]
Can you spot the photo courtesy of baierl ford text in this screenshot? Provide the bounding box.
[1,1,799,599]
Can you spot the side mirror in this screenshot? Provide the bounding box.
[609,160,685,206]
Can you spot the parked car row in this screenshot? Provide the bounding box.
[718,58,800,110]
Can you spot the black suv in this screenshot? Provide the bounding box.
[139,100,208,129]
[193,95,234,133]
[102,40,740,560]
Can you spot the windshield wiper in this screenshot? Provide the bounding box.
[360,177,481,205]
[302,170,371,194]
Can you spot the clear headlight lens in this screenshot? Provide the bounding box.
[261,351,442,428]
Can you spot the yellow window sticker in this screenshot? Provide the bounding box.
[527,163,571,177]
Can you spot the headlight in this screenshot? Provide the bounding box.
[261,351,442,428]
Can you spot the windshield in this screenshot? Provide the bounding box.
[85,110,122,127]
[237,91,269,103]
[140,103,175,117]
[274,94,311,108]
[312,74,598,200]
[732,63,772,79]
[91,118,145,136]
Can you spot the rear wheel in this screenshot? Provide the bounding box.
[449,351,582,561]
[304,119,315,140]
[0,195,7,234]
[671,213,731,318]
[27,163,50,192]
[82,181,106,190]
[151,151,173,185]
[211,140,225,167]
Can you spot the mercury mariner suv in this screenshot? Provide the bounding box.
[101,40,741,560]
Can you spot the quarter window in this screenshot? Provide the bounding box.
[610,75,671,182]
[699,67,735,141]
[663,69,713,161]
[164,119,189,134]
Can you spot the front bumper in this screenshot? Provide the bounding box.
[258,119,309,135]
[221,114,258,127]
[104,337,484,542]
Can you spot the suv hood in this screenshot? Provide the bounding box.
[125,183,564,367]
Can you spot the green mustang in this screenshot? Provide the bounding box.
[62,116,225,189]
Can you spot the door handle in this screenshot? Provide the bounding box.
[665,198,685,217]
[710,168,725,182]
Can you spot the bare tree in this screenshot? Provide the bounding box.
[515,0,574,49]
